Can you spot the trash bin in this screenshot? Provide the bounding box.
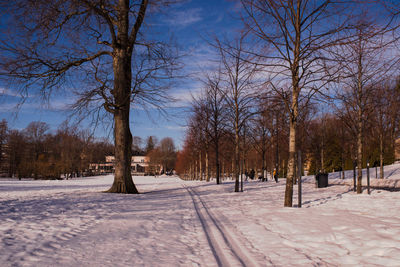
[315,173,328,188]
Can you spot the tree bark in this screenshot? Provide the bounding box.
[284,1,302,206]
[285,20,300,206]
[107,46,138,193]
[285,116,296,207]
[106,0,149,193]
[108,110,137,193]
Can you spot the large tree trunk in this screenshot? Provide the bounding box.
[356,35,364,194]
[285,116,296,207]
[285,72,299,206]
[107,45,138,193]
[284,1,301,207]
[108,109,138,193]
[106,0,144,193]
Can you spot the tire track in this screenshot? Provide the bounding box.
[182,184,259,267]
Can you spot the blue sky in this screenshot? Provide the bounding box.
[0,0,241,149]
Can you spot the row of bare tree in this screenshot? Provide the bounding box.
[177,78,400,191]
[176,1,400,206]
[0,120,114,179]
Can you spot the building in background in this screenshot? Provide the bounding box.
[89,156,161,175]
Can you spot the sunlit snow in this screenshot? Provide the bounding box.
[1,164,400,266]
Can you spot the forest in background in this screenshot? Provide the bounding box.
[0,120,177,179]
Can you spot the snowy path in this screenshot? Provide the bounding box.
[0,176,213,266]
[1,174,400,266]
[183,183,259,267]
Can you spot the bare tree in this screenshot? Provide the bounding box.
[24,121,50,179]
[145,136,158,155]
[203,72,228,184]
[370,81,400,178]
[56,121,85,179]
[241,0,352,206]
[158,137,176,173]
[215,33,260,192]
[331,15,399,193]
[132,136,144,155]
[6,129,27,179]
[249,101,274,181]
[0,1,180,193]
[189,95,212,181]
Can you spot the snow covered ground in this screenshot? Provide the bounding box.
[1,164,400,266]
[302,162,400,189]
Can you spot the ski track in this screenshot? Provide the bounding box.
[183,183,260,267]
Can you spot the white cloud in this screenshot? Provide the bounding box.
[0,102,20,112]
[45,98,75,111]
[168,87,198,106]
[0,90,77,113]
[164,8,203,28]
[0,87,21,98]
[166,125,187,131]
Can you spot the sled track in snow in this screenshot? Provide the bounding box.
[182,184,259,267]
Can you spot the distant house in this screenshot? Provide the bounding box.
[88,158,114,175]
[130,156,149,173]
[89,155,161,175]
